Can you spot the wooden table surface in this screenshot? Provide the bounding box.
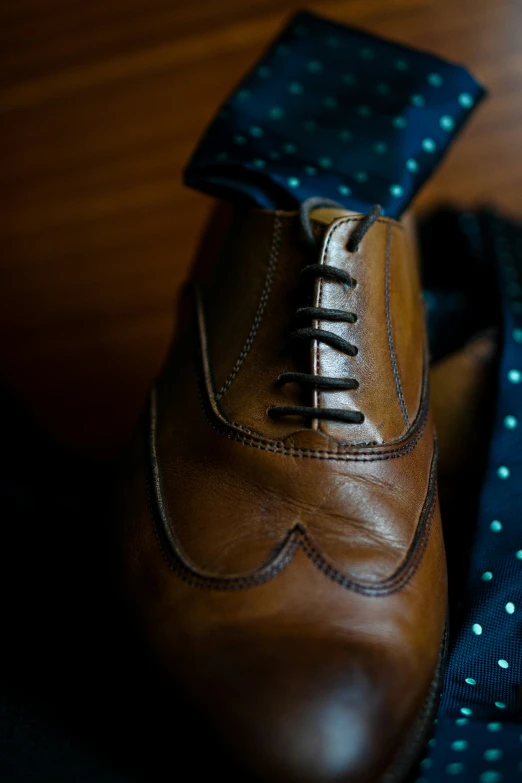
[2,0,522,455]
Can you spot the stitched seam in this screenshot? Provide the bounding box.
[198,350,429,460]
[216,213,283,400]
[196,218,429,456]
[385,224,410,425]
[196,321,431,460]
[148,390,439,594]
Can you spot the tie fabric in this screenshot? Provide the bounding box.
[416,212,522,783]
[420,208,496,363]
[184,10,485,218]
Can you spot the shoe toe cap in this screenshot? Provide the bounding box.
[244,687,378,783]
[187,634,408,783]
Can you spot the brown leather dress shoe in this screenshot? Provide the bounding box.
[122,200,447,783]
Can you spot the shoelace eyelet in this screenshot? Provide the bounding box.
[267,199,382,426]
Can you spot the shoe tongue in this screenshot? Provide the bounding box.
[309,207,361,225]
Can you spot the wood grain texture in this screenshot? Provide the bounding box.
[1,0,521,454]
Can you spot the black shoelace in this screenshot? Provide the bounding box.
[267,197,382,425]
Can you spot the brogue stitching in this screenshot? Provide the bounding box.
[148,394,438,595]
[385,223,410,426]
[216,213,283,400]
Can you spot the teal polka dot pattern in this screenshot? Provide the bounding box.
[446,762,465,775]
[480,773,502,783]
[326,35,340,48]
[440,115,455,131]
[459,92,475,108]
[422,138,437,153]
[428,72,444,86]
[452,741,468,751]
[390,184,404,198]
[323,96,338,108]
[307,59,323,73]
[417,212,522,781]
[410,93,426,107]
[393,115,408,129]
[185,10,485,215]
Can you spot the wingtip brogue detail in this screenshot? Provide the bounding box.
[123,203,447,783]
[148,387,439,593]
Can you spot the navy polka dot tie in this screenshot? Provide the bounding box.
[184,10,485,217]
[417,211,522,782]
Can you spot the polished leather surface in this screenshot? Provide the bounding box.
[122,205,447,783]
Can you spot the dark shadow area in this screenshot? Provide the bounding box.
[0,382,236,781]
[420,207,502,638]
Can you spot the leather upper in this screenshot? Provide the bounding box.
[203,208,425,445]
[122,205,448,783]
